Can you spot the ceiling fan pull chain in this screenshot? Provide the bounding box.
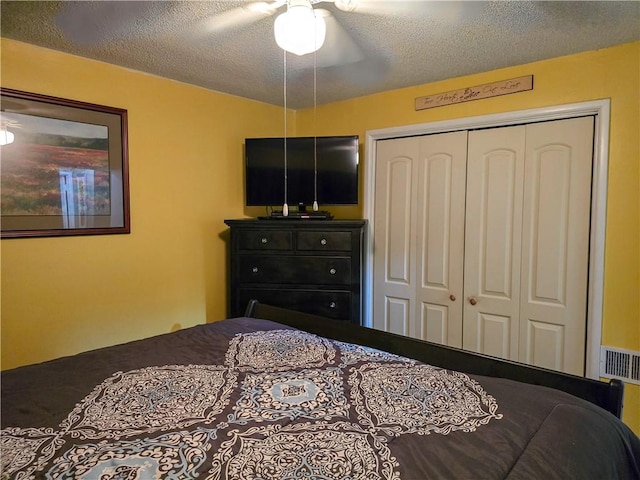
[282,48,289,217]
[313,27,319,212]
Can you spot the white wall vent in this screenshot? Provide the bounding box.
[600,346,640,385]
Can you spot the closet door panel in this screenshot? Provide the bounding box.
[475,312,512,359]
[385,297,411,337]
[526,320,564,371]
[415,132,467,346]
[519,116,594,375]
[372,138,418,335]
[463,125,526,360]
[420,303,448,344]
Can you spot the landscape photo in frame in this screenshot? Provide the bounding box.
[0,88,129,238]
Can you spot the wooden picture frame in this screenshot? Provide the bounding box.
[0,88,129,238]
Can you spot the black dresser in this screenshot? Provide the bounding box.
[224,219,367,325]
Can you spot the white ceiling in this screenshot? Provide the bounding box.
[1,1,639,109]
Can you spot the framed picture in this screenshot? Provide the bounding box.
[0,88,129,239]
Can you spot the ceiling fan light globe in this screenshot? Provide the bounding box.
[274,5,326,56]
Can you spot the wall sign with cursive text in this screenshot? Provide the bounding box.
[415,75,534,111]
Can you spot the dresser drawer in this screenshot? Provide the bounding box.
[297,231,352,251]
[238,288,352,320]
[238,230,292,251]
[238,255,351,285]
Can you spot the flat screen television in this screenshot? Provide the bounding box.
[245,135,359,210]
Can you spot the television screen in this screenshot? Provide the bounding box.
[245,135,359,208]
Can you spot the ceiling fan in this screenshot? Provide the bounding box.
[198,0,426,59]
[200,0,403,33]
[54,0,427,70]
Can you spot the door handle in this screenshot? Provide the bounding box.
[469,296,477,306]
[450,294,456,301]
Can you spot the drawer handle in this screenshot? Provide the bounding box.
[329,268,336,275]
[329,301,336,309]
[261,237,268,244]
[320,238,327,246]
[252,266,259,273]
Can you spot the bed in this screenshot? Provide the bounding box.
[2,301,639,479]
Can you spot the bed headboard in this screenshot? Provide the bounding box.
[245,300,624,418]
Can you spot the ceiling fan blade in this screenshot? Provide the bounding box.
[332,0,482,20]
[197,1,285,35]
[55,1,166,45]
[315,9,364,67]
[332,0,420,15]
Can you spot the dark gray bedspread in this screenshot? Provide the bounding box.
[2,317,639,479]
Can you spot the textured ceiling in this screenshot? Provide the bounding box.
[1,1,639,109]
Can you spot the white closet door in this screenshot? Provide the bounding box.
[372,138,418,336]
[519,116,594,375]
[414,132,467,346]
[463,125,526,360]
[373,132,467,345]
[372,117,594,375]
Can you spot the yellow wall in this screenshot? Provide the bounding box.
[1,38,638,432]
[0,38,289,369]
[296,41,639,432]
